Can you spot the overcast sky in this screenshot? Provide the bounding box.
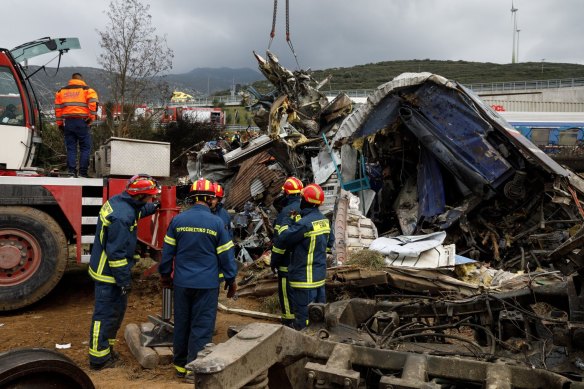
[2,0,582,75]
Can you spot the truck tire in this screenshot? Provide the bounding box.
[0,206,67,311]
[0,348,94,388]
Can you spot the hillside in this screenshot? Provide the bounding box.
[252,60,584,93]
[26,60,584,108]
[27,66,262,109]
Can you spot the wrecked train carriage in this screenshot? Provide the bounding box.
[189,281,584,388]
[327,72,584,269]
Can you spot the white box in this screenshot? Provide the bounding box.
[101,137,170,177]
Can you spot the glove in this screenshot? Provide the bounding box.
[226,281,237,299]
[160,274,173,289]
[58,124,64,131]
[120,285,132,295]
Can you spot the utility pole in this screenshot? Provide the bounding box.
[511,1,518,64]
[541,59,545,74]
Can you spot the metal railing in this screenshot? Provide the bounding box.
[171,78,584,107]
[464,78,584,93]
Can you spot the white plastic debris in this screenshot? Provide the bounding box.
[55,343,71,349]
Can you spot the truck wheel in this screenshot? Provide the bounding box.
[0,207,67,311]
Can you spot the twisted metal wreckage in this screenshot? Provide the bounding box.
[185,51,584,388]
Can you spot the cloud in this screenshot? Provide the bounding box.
[1,0,582,74]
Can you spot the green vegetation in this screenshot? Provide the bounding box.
[223,106,254,126]
[251,60,584,93]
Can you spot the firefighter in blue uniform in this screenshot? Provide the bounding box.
[270,176,303,326]
[210,182,232,238]
[88,174,160,370]
[159,178,238,381]
[272,183,334,330]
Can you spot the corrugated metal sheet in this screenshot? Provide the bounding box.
[224,151,287,211]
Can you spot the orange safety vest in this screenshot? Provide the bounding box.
[54,79,98,126]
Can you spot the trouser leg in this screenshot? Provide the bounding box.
[89,282,124,365]
[277,272,294,326]
[187,288,219,363]
[78,123,92,176]
[64,126,78,175]
[173,286,191,370]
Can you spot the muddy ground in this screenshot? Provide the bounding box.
[0,264,274,388]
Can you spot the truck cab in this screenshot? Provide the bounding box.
[0,38,177,311]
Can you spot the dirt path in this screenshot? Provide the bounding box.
[0,266,272,388]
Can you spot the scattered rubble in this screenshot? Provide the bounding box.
[176,51,584,387]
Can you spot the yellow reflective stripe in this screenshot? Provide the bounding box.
[303,229,330,237]
[97,250,108,275]
[109,259,128,268]
[89,348,111,357]
[272,246,286,255]
[133,254,141,259]
[92,321,100,351]
[278,225,289,234]
[219,273,224,278]
[307,235,316,283]
[88,267,116,283]
[278,266,288,272]
[217,240,234,254]
[289,279,326,288]
[281,277,293,318]
[326,247,332,253]
[174,365,186,373]
[99,213,111,226]
[164,235,176,245]
[108,339,116,345]
[100,201,113,222]
[89,321,111,357]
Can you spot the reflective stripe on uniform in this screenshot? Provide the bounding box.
[272,246,286,255]
[280,276,294,319]
[109,259,128,268]
[89,321,110,357]
[88,267,116,283]
[174,365,186,373]
[289,279,326,288]
[164,235,176,245]
[216,240,234,254]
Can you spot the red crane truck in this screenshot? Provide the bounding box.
[0,38,177,311]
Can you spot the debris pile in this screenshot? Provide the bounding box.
[172,51,584,387]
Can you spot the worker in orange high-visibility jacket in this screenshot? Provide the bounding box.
[54,73,98,177]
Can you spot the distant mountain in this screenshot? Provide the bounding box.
[26,65,263,109]
[165,67,263,96]
[24,60,584,110]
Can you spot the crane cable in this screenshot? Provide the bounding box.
[267,0,300,69]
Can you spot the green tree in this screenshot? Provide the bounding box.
[97,0,173,137]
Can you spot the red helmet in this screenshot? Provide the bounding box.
[301,183,325,205]
[126,174,160,196]
[190,178,215,197]
[213,183,225,199]
[282,177,303,195]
